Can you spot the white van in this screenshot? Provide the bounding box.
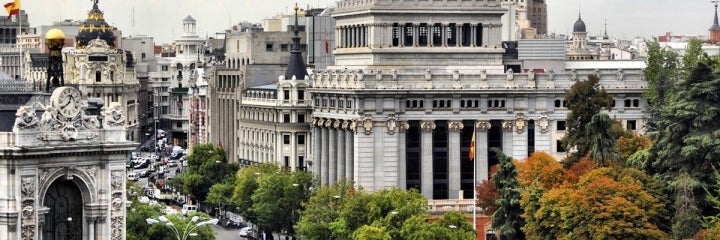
[182,204,197,215]
[127,172,138,181]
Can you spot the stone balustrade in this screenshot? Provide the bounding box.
[311,68,645,91]
[335,0,501,12]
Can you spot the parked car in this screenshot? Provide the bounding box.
[138,170,150,178]
[239,227,257,239]
[127,173,138,181]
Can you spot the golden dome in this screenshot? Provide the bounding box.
[45,29,66,40]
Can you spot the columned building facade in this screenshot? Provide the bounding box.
[309,0,647,200]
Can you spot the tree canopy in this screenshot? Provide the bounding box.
[562,74,615,166]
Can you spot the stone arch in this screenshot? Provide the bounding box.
[39,167,95,206]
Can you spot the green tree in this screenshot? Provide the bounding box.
[490,149,524,240]
[587,113,622,167]
[178,144,239,203]
[643,40,679,132]
[434,211,476,240]
[296,180,355,240]
[562,75,615,166]
[206,182,235,216]
[231,163,278,230]
[647,56,720,203]
[251,169,314,240]
[672,172,702,239]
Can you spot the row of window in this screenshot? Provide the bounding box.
[314,98,354,109]
[266,43,307,52]
[282,134,306,145]
[391,22,483,47]
[405,99,502,109]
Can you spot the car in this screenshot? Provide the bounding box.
[167,161,178,167]
[127,173,138,181]
[138,170,150,178]
[239,226,257,238]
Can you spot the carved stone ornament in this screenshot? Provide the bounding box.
[324,118,332,128]
[111,170,123,191]
[112,193,123,212]
[538,112,550,133]
[475,121,491,131]
[448,121,464,132]
[35,87,100,142]
[86,38,112,52]
[39,168,58,183]
[21,200,34,220]
[501,120,514,132]
[385,114,397,135]
[83,165,97,183]
[515,113,526,134]
[317,118,325,127]
[341,120,350,130]
[310,117,317,127]
[547,69,555,81]
[362,115,373,135]
[21,178,34,199]
[350,119,358,134]
[506,68,514,81]
[13,105,39,131]
[21,225,35,240]
[333,119,341,129]
[398,121,409,133]
[617,68,625,81]
[111,216,124,240]
[421,121,436,132]
[102,102,126,128]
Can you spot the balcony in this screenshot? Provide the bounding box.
[172,87,189,94]
[427,199,483,214]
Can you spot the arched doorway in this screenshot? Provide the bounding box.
[43,179,83,240]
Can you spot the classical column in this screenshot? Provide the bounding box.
[420,121,435,199]
[470,24,476,46]
[398,121,409,189]
[399,24,405,47]
[328,121,337,184]
[428,23,434,47]
[337,124,346,180]
[413,24,419,46]
[291,131,297,170]
[502,120,514,160]
[448,120,463,199]
[87,217,96,240]
[321,120,329,185]
[345,120,354,181]
[476,121,491,181]
[456,24,461,47]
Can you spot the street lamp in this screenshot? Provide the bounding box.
[146,215,219,240]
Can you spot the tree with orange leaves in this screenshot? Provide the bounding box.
[515,152,566,189]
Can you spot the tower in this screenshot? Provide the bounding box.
[284,4,309,80]
[710,0,720,43]
[45,29,65,92]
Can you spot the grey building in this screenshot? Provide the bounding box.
[308,0,647,201]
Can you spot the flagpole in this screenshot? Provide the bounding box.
[473,124,477,233]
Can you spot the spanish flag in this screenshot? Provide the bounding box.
[469,132,476,161]
[4,0,19,20]
[324,37,329,54]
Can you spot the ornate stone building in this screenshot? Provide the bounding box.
[0,86,135,240]
[566,13,599,60]
[308,0,646,201]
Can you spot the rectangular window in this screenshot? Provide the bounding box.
[283,135,290,144]
[556,140,566,153]
[284,90,290,100]
[627,120,637,130]
[461,23,471,46]
[110,71,114,82]
[298,156,305,170]
[432,23,442,46]
[176,121,182,128]
[557,121,566,131]
[284,156,290,168]
[404,23,414,46]
[280,44,289,51]
[392,23,400,47]
[297,90,304,101]
[446,23,457,46]
[298,114,305,123]
[283,114,291,123]
[266,43,273,51]
[476,23,483,46]
[418,23,428,46]
[95,71,101,82]
[346,100,352,108]
[297,135,305,145]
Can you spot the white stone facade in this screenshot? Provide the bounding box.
[0,86,136,240]
[63,39,140,142]
[308,0,647,200]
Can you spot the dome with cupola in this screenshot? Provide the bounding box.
[76,0,116,48]
[573,14,586,33]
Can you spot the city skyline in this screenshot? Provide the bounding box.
[17,0,717,44]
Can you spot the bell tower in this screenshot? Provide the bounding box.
[710,0,720,43]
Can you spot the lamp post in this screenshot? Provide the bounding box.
[146,215,218,240]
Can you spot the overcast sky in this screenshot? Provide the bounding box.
[21,0,715,44]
